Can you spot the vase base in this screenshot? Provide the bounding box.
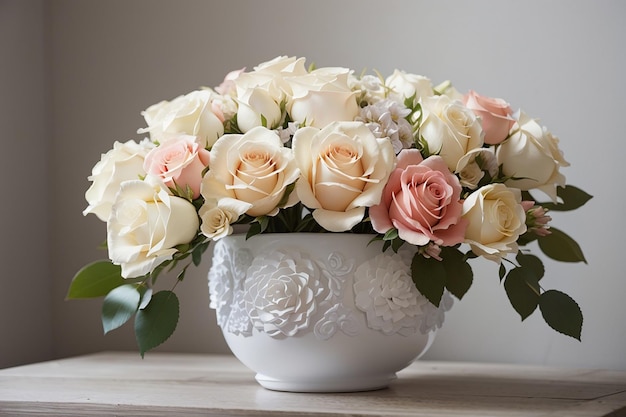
[255,373,397,393]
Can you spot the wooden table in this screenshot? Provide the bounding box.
[1,352,625,416]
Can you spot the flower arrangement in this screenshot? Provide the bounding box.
[68,56,591,356]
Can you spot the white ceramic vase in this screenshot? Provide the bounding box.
[208,233,452,392]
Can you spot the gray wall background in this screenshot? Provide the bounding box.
[2,0,625,370]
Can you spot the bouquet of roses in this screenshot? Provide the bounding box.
[68,56,591,356]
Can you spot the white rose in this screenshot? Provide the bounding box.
[462,183,527,262]
[419,95,484,171]
[455,148,498,189]
[292,121,395,232]
[433,80,464,101]
[210,93,238,123]
[234,72,287,105]
[138,89,224,148]
[235,87,282,133]
[107,178,199,278]
[234,56,307,104]
[349,74,386,104]
[286,67,360,128]
[83,139,155,222]
[253,56,308,75]
[496,111,569,202]
[386,69,434,104]
[201,126,300,217]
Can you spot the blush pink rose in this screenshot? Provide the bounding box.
[370,150,467,247]
[463,90,515,145]
[143,135,210,199]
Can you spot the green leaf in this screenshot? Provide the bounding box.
[517,231,539,246]
[504,267,540,320]
[67,260,132,299]
[498,263,507,281]
[538,227,587,263]
[411,253,446,307]
[101,284,140,334]
[441,247,473,300]
[138,287,153,310]
[391,237,404,252]
[246,221,262,239]
[539,185,592,211]
[276,182,297,208]
[191,241,207,267]
[539,290,583,340]
[383,228,399,241]
[135,290,180,357]
[516,253,545,280]
[258,216,269,233]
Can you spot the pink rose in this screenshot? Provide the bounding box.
[463,90,515,145]
[370,150,467,247]
[143,135,210,199]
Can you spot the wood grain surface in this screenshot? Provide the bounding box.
[1,352,625,416]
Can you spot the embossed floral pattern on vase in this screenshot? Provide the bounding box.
[354,252,431,336]
[244,249,328,337]
[208,234,451,341]
[208,239,253,334]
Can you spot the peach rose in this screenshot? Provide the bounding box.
[143,135,210,199]
[463,90,515,145]
[370,150,467,247]
[201,126,300,218]
[292,121,395,232]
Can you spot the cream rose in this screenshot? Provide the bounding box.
[419,95,484,171]
[107,177,199,278]
[455,148,498,190]
[236,87,282,133]
[143,135,210,199]
[462,183,527,261]
[83,139,155,222]
[386,69,434,104]
[138,89,225,148]
[201,126,300,217]
[292,121,395,232]
[231,57,310,133]
[199,198,248,240]
[233,56,307,103]
[253,55,308,75]
[286,67,360,128]
[496,111,569,202]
